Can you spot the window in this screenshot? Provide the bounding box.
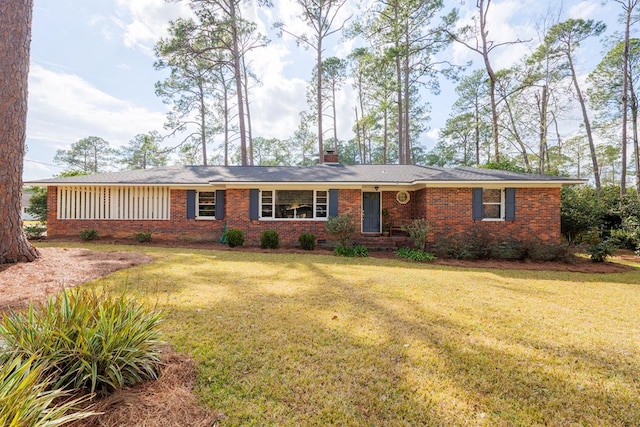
[197,191,216,218]
[396,191,410,205]
[260,190,328,220]
[482,189,503,219]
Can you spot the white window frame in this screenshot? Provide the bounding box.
[259,189,329,221]
[196,190,216,219]
[482,188,505,221]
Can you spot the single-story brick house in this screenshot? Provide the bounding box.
[25,154,584,246]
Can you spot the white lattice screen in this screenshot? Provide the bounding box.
[57,186,170,220]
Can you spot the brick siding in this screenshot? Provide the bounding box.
[46,186,562,245]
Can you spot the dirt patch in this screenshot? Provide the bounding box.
[0,247,153,311]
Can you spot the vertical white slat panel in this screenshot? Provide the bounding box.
[91,187,96,219]
[162,187,167,219]
[122,186,127,219]
[57,188,63,219]
[73,187,77,219]
[167,188,171,219]
[131,187,142,219]
[155,187,159,219]
[102,186,106,219]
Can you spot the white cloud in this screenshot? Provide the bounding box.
[451,0,543,69]
[113,0,191,55]
[566,1,599,20]
[27,65,166,151]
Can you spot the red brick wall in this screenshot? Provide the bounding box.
[419,187,561,243]
[46,186,562,245]
[47,188,224,242]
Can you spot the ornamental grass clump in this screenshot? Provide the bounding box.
[0,288,163,395]
[0,355,95,426]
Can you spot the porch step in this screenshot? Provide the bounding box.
[353,235,412,251]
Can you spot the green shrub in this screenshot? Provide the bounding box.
[326,214,357,247]
[299,232,316,250]
[609,227,640,250]
[24,224,46,240]
[226,228,245,248]
[401,218,430,250]
[395,247,435,262]
[588,240,615,263]
[0,288,163,395]
[334,244,368,257]
[25,186,48,223]
[134,231,153,243]
[79,229,98,241]
[489,240,526,260]
[260,230,280,249]
[0,355,95,426]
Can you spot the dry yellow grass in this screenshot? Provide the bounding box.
[81,245,640,426]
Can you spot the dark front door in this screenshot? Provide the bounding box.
[362,192,381,233]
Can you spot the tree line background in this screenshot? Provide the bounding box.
[52,0,639,199]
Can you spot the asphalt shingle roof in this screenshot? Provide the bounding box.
[25,164,584,186]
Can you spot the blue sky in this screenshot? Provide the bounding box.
[24,0,621,180]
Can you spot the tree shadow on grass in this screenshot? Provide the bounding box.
[142,258,639,426]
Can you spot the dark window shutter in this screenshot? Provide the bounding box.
[472,188,483,220]
[328,189,339,217]
[187,190,196,219]
[505,188,516,220]
[215,190,225,220]
[249,189,259,220]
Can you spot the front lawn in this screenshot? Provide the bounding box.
[82,245,639,426]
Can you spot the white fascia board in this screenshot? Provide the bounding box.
[415,180,586,188]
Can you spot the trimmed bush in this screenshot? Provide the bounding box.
[395,247,435,262]
[0,288,163,395]
[588,240,614,263]
[0,355,94,426]
[260,230,280,249]
[226,228,245,248]
[24,224,46,240]
[134,231,153,243]
[79,229,98,241]
[326,214,357,247]
[299,232,317,250]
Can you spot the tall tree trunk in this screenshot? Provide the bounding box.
[620,1,633,195]
[331,81,338,154]
[403,20,411,164]
[474,95,480,166]
[199,81,208,166]
[317,33,324,162]
[383,108,388,164]
[229,2,247,166]
[0,0,39,263]
[354,107,362,163]
[537,85,548,174]
[568,52,601,191]
[479,0,500,162]
[242,57,253,166]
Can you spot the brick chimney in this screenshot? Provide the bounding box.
[323,150,339,164]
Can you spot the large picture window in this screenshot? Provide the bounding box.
[260,190,328,219]
[197,191,216,218]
